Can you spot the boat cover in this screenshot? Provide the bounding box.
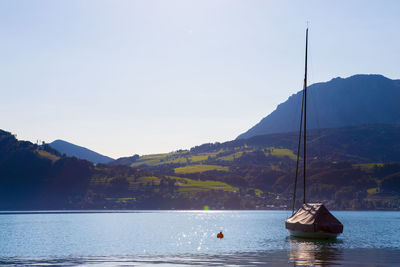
[285,203,343,234]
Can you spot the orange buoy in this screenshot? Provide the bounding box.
[217,231,224,239]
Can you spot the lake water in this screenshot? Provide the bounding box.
[1,210,399,266]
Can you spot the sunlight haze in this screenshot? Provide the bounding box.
[1,0,399,158]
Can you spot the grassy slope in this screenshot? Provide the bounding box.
[129,147,296,167]
[175,165,229,174]
[269,148,297,160]
[353,163,385,171]
[91,173,237,193]
[36,149,60,162]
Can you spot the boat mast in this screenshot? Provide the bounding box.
[303,28,308,204]
[291,28,308,213]
[292,84,305,213]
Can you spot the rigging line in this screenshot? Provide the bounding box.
[292,80,305,214]
[303,28,308,205]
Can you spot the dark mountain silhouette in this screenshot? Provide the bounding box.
[0,129,93,209]
[238,74,400,139]
[50,139,114,164]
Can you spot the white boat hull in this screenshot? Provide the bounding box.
[288,230,340,239]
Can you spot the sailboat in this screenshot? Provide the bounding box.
[285,28,343,239]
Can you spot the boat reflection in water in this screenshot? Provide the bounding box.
[287,237,343,266]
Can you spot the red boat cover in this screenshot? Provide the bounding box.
[285,203,343,234]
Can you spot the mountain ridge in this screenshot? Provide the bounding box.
[50,139,114,164]
[237,74,400,139]
[2,74,400,210]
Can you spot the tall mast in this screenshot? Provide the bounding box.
[291,28,309,213]
[292,82,305,213]
[303,28,308,204]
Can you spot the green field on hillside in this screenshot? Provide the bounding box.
[170,176,238,193]
[36,150,60,162]
[174,164,229,174]
[130,152,185,167]
[92,174,237,194]
[127,147,298,168]
[218,151,245,161]
[353,163,384,170]
[189,155,209,162]
[268,148,297,160]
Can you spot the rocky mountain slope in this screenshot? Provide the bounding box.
[238,74,400,139]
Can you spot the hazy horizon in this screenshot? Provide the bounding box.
[1,0,400,158]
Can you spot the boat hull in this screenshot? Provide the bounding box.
[288,230,340,239]
[285,203,343,240]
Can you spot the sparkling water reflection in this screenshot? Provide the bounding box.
[0,210,399,266]
[288,237,344,266]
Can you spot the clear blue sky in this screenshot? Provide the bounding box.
[1,0,399,158]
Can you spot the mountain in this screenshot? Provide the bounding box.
[1,124,400,210]
[50,139,114,164]
[115,124,400,166]
[233,124,400,163]
[3,73,400,210]
[111,124,400,210]
[238,74,400,139]
[0,129,94,209]
[0,129,266,210]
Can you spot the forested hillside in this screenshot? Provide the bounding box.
[0,130,260,210]
[1,125,400,210]
[111,124,400,210]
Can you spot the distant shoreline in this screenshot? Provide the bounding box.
[0,208,399,215]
